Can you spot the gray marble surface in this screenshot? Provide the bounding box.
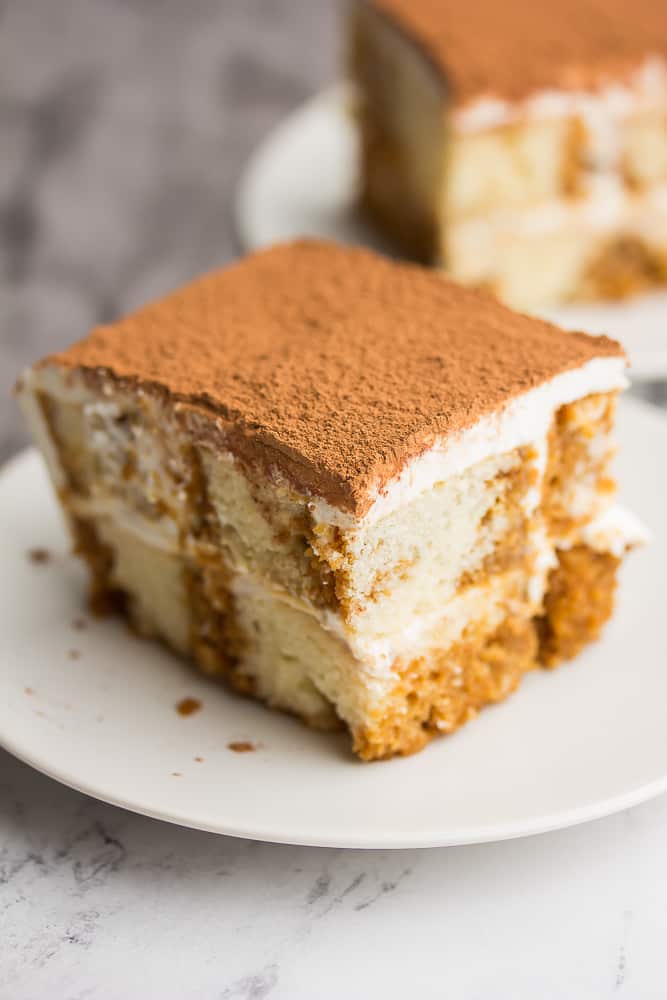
[4,747,667,999]
[2,3,667,997]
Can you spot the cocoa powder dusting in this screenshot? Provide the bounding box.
[44,240,623,517]
[370,0,667,106]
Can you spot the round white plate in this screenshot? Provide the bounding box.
[1,398,666,849]
[237,87,667,381]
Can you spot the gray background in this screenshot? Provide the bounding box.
[1,0,336,462]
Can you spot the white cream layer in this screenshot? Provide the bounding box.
[568,503,648,557]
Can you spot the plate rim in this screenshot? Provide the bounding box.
[4,722,667,850]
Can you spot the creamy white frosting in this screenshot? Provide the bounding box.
[568,503,649,557]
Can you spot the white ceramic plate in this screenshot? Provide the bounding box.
[237,87,667,381]
[1,397,666,849]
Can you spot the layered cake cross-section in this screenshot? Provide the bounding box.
[351,0,667,308]
[18,240,644,759]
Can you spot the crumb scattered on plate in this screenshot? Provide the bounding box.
[171,772,182,777]
[228,741,257,753]
[176,697,202,717]
[27,547,50,565]
[194,756,205,763]
[24,686,34,696]
[68,649,81,660]
[71,617,87,631]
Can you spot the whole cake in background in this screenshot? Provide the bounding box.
[350,0,667,309]
[18,240,645,760]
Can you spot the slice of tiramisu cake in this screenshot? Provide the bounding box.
[350,0,667,308]
[18,241,644,760]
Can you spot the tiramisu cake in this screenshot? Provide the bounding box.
[350,0,667,308]
[18,240,644,760]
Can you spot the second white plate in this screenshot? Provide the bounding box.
[237,87,667,381]
[1,398,666,849]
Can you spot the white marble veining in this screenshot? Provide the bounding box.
[1,1,667,997]
[3,750,667,998]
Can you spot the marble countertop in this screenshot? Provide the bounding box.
[4,749,667,999]
[2,2,667,997]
